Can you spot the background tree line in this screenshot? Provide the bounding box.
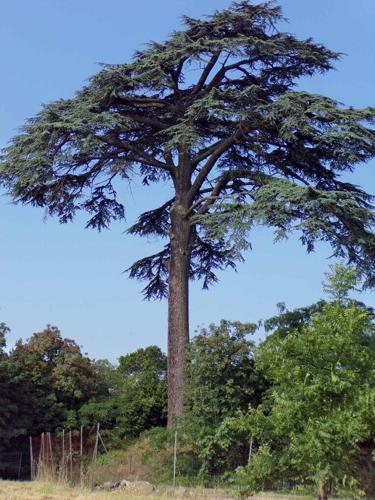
[1,265,374,497]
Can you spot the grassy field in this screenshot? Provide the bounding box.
[0,480,316,499]
[0,481,165,500]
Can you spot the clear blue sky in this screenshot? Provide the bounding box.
[0,0,374,361]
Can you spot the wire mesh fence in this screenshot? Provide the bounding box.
[29,425,103,486]
[2,428,181,488]
[0,425,107,484]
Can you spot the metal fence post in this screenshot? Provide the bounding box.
[173,430,177,488]
[80,425,83,486]
[69,430,73,483]
[248,436,253,466]
[90,423,100,490]
[29,436,34,480]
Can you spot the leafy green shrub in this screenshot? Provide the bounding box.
[235,444,275,498]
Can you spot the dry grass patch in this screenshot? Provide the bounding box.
[0,480,316,500]
[0,481,160,499]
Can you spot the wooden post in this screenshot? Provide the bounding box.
[98,431,108,454]
[39,432,45,477]
[69,430,73,483]
[90,423,100,490]
[45,432,49,472]
[43,432,46,463]
[80,425,83,487]
[46,432,49,474]
[60,429,65,482]
[18,452,23,480]
[39,432,44,464]
[29,436,34,481]
[48,432,55,477]
[173,430,177,488]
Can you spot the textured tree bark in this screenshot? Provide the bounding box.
[167,200,191,428]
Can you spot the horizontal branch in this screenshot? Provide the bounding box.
[124,112,170,130]
[98,136,174,174]
[115,95,166,108]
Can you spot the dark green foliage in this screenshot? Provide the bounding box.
[182,320,267,476]
[0,322,8,350]
[1,1,374,299]
[0,323,100,450]
[185,320,264,427]
[91,358,119,399]
[0,324,27,450]
[116,346,167,435]
[118,345,167,380]
[263,300,326,340]
[10,325,99,434]
[0,326,168,449]
[80,346,167,441]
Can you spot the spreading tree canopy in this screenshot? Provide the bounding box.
[1,1,375,423]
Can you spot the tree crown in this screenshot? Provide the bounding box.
[1,1,374,296]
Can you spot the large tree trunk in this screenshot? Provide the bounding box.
[167,201,191,428]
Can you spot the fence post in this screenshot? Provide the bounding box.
[29,436,34,480]
[90,423,100,490]
[47,432,55,477]
[98,430,108,454]
[60,429,65,482]
[39,432,44,465]
[69,430,73,483]
[38,432,45,477]
[80,425,83,487]
[17,452,23,480]
[46,432,50,473]
[173,430,177,488]
[248,436,253,466]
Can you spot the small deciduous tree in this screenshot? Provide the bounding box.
[1,1,375,424]
[235,267,375,498]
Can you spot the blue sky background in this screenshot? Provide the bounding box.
[0,0,374,361]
